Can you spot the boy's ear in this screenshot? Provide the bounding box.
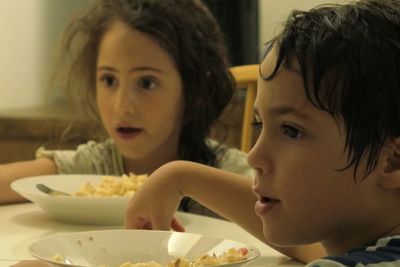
[379,170,400,190]
[379,137,400,189]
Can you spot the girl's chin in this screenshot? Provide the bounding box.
[119,151,149,161]
[117,146,149,161]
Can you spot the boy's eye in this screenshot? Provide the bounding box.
[100,74,117,88]
[138,77,157,90]
[251,115,262,129]
[281,124,302,139]
[251,120,262,129]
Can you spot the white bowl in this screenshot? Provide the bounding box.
[11,174,129,225]
[28,229,260,267]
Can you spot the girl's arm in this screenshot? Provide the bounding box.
[125,160,325,263]
[0,158,57,204]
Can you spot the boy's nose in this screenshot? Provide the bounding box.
[247,137,272,176]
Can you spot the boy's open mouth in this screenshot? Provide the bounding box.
[260,197,279,204]
[254,196,280,216]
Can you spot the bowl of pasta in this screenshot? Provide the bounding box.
[29,229,260,267]
[11,174,147,225]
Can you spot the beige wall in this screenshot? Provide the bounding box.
[258,0,350,58]
[0,1,43,110]
[0,0,89,111]
[1,1,353,110]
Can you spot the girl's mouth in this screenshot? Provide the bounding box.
[116,127,143,139]
[118,127,140,133]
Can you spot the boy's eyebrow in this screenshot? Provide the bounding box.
[253,105,311,121]
[96,66,164,73]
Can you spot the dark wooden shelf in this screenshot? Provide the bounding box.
[0,105,94,163]
[0,99,245,164]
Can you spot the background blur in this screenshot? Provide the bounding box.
[0,0,349,110]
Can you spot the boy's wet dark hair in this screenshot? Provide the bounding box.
[60,0,234,167]
[262,0,400,178]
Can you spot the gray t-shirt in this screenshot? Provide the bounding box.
[36,138,254,218]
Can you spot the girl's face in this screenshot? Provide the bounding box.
[248,47,390,254]
[96,20,184,174]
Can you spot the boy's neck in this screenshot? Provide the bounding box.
[323,223,400,256]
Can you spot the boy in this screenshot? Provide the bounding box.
[125,0,400,265]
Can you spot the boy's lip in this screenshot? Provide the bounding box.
[254,198,280,217]
[254,193,280,204]
[252,182,277,200]
[253,189,281,216]
[253,186,280,206]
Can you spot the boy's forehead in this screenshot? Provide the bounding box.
[260,45,301,78]
[259,45,278,77]
[257,56,308,112]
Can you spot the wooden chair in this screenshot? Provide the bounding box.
[230,64,259,152]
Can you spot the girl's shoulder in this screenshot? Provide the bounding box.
[75,139,117,153]
[207,139,254,177]
[36,139,123,175]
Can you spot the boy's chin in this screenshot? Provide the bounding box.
[263,224,304,248]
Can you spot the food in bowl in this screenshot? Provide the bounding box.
[73,174,148,197]
[52,247,248,267]
[29,230,260,267]
[166,247,248,267]
[11,174,149,225]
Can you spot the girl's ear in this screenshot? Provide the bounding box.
[379,137,400,189]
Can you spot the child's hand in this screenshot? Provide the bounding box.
[124,163,185,231]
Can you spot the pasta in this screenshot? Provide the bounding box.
[73,174,148,197]
[120,248,248,267]
[52,248,248,267]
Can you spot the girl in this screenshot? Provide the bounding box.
[0,0,253,218]
[124,0,400,265]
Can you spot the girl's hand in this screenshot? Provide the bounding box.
[124,163,185,231]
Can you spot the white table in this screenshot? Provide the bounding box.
[0,202,303,267]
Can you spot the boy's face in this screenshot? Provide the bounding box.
[247,46,388,253]
[96,20,184,174]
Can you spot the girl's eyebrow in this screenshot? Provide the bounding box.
[96,66,164,73]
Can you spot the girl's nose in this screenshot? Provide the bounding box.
[114,87,135,115]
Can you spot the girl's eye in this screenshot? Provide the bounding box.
[138,77,157,90]
[281,124,303,139]
[99,74,117,88]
